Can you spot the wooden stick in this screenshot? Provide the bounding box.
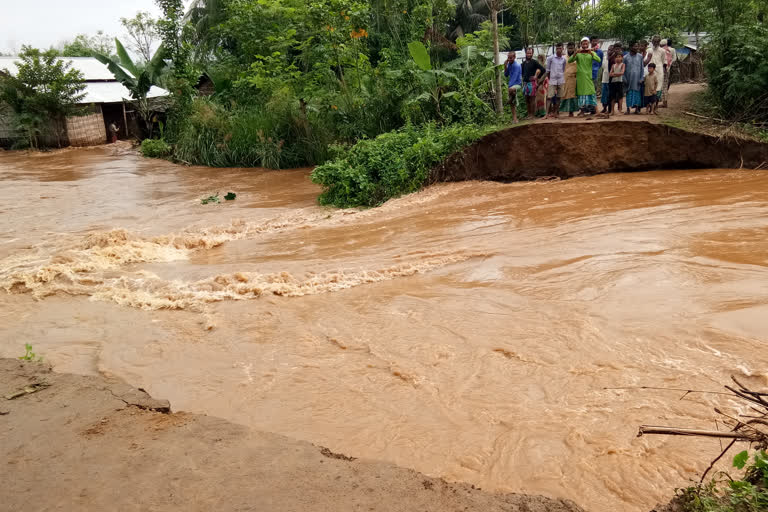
[605,385,731,396]
[638,425,756,440]
[700,439,737,484]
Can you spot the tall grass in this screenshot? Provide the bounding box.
[172,97,337,168]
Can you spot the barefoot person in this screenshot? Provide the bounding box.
[108,122,120,143]
[504,51,522,123]
[568,37,602,116]
[648,35,666,106]
[535,54,549,117]
[609,51,625,115]
[600,44,614,114]
[624,42,644,114]
[644,63,659,115]
[521,47,545,119]
[545,43,567,118]
[559,42,579,117]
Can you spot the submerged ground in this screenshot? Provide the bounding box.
[1,86,767,511]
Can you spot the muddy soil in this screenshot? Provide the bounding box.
[0,359,584,512]
[434,121,768,182]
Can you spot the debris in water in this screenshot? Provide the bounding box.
[224,192,236,201]
[201,194,220,205]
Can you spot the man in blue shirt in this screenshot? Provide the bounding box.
[591,36,604,98]
[504,51,522,123]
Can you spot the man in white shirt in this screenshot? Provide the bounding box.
[648,35,666,102]
[545,42,567,118]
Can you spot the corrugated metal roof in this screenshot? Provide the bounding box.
[0,56,168,104]
[81,83,168,104]
[0,56,122,81]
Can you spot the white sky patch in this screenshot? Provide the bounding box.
[0,0,190,54]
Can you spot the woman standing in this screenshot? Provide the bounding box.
[568,37,602,115]
[535,54,549,117]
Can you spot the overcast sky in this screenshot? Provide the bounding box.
[0,0,180,54]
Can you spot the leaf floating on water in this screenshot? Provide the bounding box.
[224,192,236,201]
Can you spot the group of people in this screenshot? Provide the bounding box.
[503,35,678,123]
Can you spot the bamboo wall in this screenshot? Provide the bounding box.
[66,109,107,147]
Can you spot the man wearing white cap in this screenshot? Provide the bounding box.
[567,37,602,115]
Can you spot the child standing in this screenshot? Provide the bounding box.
[609,53,625,115]
[644,63,659,115]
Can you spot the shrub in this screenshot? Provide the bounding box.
[674,449,768,512]
[706,23,768,123]
[140,138,172,158]
[311,123,495,208]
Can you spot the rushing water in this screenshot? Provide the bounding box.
[1,146,767,512]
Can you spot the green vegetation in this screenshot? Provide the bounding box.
[59,31,116,58]
[140,138,172,157]
[18,343,43,362]
[94,39,168,139]
[676,450,768,512]
[312,123,496,207]
[0,47,86,148]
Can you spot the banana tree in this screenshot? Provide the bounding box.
[406,41,459,123]
[94,38,167,139]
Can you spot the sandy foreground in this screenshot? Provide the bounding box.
[0,358,584,512]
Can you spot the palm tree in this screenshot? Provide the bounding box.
[94,39,167,139]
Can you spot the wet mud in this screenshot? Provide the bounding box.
[434,121,768,182]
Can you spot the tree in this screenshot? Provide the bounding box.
[94,39,167,138]
[488,0,504,114]
[121,12,160,63]
[60,31,115,57]
[0,47,86,148]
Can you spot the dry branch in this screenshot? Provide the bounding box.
[633,375,768,484]
[637,426,756,440]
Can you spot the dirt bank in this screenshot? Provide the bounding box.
[0,359,584,512]
[433,120,768,183]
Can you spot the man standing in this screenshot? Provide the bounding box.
[504,51,522,124]
[108,122,120,143]
[521,47,546,120]
[661,38,677,107]
[559,42,579,117]
[624,41,644,114]
[591,36,604,98]
[648,35,666,105]
[545,43,567,118]
[569,37,602,116]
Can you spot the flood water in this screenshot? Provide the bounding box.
[1,146,767,512]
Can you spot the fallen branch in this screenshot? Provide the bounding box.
[637,425,756,440]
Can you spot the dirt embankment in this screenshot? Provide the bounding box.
[433,121,768,183]
[0,359,584,512]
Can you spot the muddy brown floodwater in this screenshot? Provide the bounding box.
[1,146,767,512]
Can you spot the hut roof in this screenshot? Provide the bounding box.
[0,56,168,104]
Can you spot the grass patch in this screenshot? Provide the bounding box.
[311,123,499,208]
[672,449,768,512]
[140,138,172,158]
[670,88,768,143]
